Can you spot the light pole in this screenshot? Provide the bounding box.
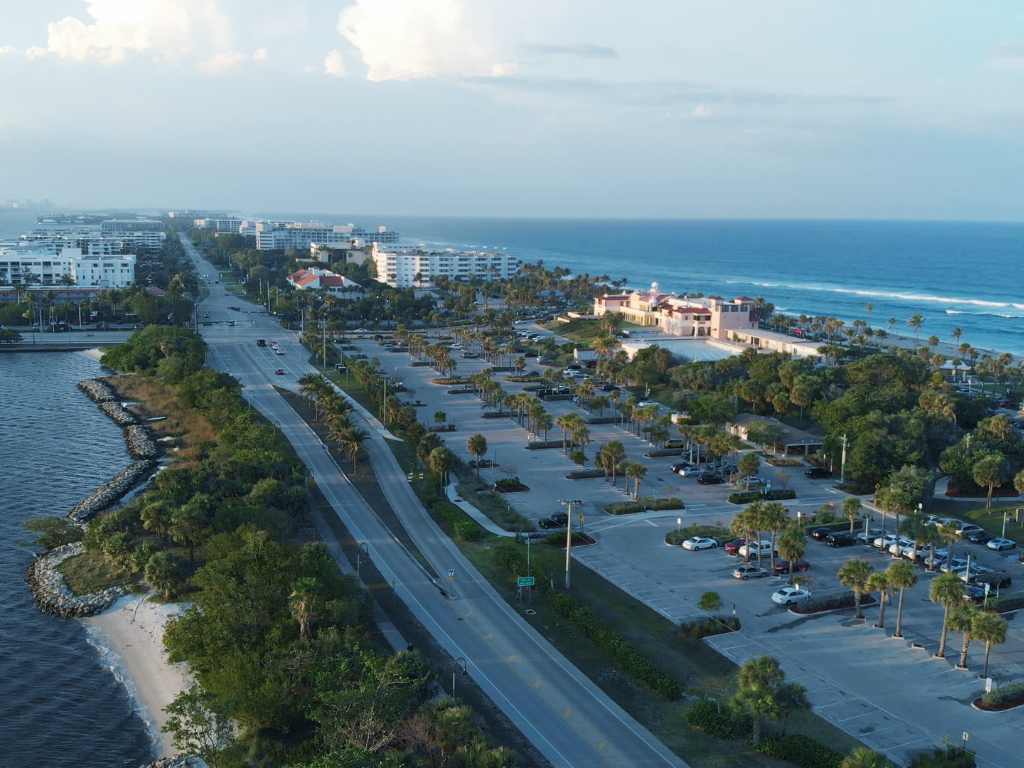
[559,498,582,589]
[839,433,848,488]
[356,542,369,581]
[452,657,467,697]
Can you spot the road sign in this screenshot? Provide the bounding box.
[518,577,536,587]
[448,569,455,581]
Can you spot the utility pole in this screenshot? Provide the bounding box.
[839,433,848,487]
[559,498,582,589]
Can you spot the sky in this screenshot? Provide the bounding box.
[3,1,1024,219]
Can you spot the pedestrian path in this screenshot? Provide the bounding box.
[445,481,516,537]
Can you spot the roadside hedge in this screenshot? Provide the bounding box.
[666,526,731,545]
[643,448,684,457]
[549,592,681,700]
[752,734,844,768]
[992,590,1024,613]
[417,483,486,541]
[606,497,684,515]
[453,519,484,542]
[679,616,740,639]
[685,699,751,739]
[794,590,876,613]
[585,416,619,424]
[525,440,564,450]
[982,680,1024,707]
[566,469,606,479]
[728,489,797,504]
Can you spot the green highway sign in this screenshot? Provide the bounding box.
[518,577,536,587]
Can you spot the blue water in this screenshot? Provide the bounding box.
[260,214,1024,356]
[0,352,152,768]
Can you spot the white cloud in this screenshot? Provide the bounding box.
[694,106,711,117]
[197,51,246,74]
[44,0,231,64]
[253,48,268,61]
[26,47,49,59]
[0,45,16,56]
[339,0,517,82]
[324,50,345,78]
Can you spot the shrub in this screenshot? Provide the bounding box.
[982,680,1024,707]
[990,590,1024,613]
[545,531,590,546]
[685,699,750,739]
[606,498,685,515]
[606,502,645,515]
[492,542,552,592]
[665,525,732,545]
[643,448,684,457]
[795,590,875,613]
[752,734,844,768]
[550,592,681,699]
[728,489,796,504]
[638,497,684,511]
[525,440,564,450]
[567,469,606,479]
[910,746,977,768]
[453,520,483,542]
[495,478,528,492]
[678,616,740,639]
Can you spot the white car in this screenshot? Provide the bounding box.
[738,540,775,558]
[678,466,708,477]
[873,534,899,549]
[987,538,1017,551]
[953,564,993,581]
[887,536,914,555]
[772,586,812,606]
[682,536,719,551]
[276,349,285,355]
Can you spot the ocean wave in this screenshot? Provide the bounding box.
[83,608,162,755]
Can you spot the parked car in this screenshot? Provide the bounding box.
[999,400,1018,409]
[538,517,563,529]
[973,571,1012,590]
[772,586,812,606]
[963,585,989,603]
[738,540,775,558]
[682,536,719,551]
[740,477,768,488]
[678,466,708,477]
[874,533,900,549]
[804,467,832,479]
[275,369,285,375]
[697,474,725,485]
[548,512,568,526]
[773,559,811,574]
[987,538,1017,551]
[669,462,693,473]
[940,557,969,573]
[956,523,985,538]
[810,528,835,541]
[887,536,915,555]
[967,531,995,545]
[723,538,748,555]
[826,532,857,548]
[733,564,770,580]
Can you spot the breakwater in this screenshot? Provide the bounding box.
[27,542,128,618]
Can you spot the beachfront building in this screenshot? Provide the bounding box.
[372,243,522,288]
[13,227,166,253]
[286,267,365,300]
[193,217,243,233]
[252,221,399,251]
[100,219,165,232]
[0,247,136,292]
[594,286,758,340]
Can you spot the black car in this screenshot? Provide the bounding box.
[973,572,1012,590]
[963,585,988,603]
[967,531,995,545]
[697,474,725,485]
[826,532,857,548]
[549,512,569,526]
[538,517,563,529]
[804,467,832,479]
[524,351,538,357]
[670,462,693,473]
[810,527,834,541]
[600,384,621,392]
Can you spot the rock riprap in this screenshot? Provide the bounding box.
[27,542,127,618]
[68,460,158,522]
[139,756,208,768]
[78,378,117,403]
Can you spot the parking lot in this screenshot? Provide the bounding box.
[352,332,1024,767]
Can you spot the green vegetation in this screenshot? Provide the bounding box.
[57,551,136,594]
[665,525,732,545]
[20,516,83,549]
[606,497,684,515]
[981,680,1024,708]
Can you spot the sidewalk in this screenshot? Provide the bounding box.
[445,481,516,537]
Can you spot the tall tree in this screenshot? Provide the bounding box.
[467,433,488,477]
[930,571,966,659]
[972,610,1008,679]
[837,559,874,620]
[887,560,917,639]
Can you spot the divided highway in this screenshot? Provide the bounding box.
[179,234,687,768]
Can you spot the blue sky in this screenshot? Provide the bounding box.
[3,1,1024,219]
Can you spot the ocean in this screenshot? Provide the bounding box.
[261,214,1024,356]
[0,351,152,768]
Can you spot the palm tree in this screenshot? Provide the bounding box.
[948,604,976,670]
[760,501,788,572]
[973,610,1008,678]
[603,441,626,486]
[837,559,874,619]
[467,433,488,476]
[866,571,891,629]
[733,654,784,743]
[842,747,888,768]
[144,551,181,600]
[555,414,574,455]
[730,508,755,563]
[332,425,370,472]
[775,682,809,737]
[930,571,966,658]
[973,452,1008,510]
[906,313,925,339]
[887,560,917,639]
[289,577,320,638]
[843,496,862,536]
[951,327,963,345]
[777,526,807,584]
[738,452,761,490]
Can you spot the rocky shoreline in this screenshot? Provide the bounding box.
[27,543,128,618]
[68,459,159,522]
[139,756,208,768]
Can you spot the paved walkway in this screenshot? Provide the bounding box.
[445,481,516,537]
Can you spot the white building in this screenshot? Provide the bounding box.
[13,227,166,253]
[372,244,522,288]
[194,218,243,233]
[0,247,136,289]
[252,221,399,251]
[101,219,165,232]
[286,267,365,299]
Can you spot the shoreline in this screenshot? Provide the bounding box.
[82,595,190,760]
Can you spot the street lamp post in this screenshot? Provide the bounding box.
[559,498,582,589]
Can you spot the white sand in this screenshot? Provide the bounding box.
[82,595,190,758]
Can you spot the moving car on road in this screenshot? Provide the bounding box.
[682,536,718,551]
[275,369,285,375]
[733,564,770,580]
[772,586,813,606]
[804,467,831,479]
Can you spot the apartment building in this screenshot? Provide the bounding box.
[14,227,166,253]
[372,244,522,288]
[252,221,400,251]
[0,247,136,289]
[100,219,165,232]
[194,218,243,233]
[594,286,758,340]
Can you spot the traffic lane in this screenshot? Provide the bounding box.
[244,376,682,768]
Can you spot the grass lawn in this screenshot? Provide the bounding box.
[455,475,534,532]
[455,536,864,767]
[932,499,1024,546]
[57,551,137,595]
[105,375,216,460]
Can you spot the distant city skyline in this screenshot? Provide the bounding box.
[3,2,1024,220]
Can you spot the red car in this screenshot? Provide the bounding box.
[724,538,748,555]
[275,369,286,375]
[773,559,811,574]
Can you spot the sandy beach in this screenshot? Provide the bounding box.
[82,595,190,759]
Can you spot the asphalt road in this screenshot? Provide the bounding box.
[179,234,687,768]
